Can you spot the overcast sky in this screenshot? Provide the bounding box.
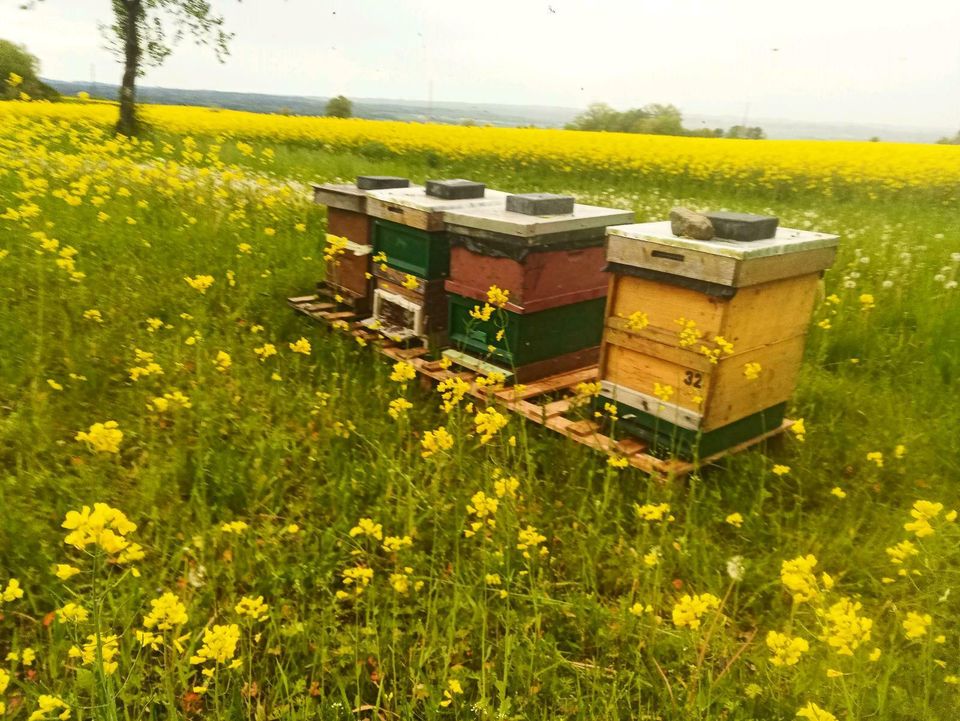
[4,0,960,129]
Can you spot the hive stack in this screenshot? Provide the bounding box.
[312,176,413,313]
[598,215,839,457]
[362,179,507,346]
[442,193,634,382]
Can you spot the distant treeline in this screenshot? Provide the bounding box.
[936,131,960,145]
[566,102,766,139]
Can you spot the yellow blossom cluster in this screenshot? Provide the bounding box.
[672,593,721,630]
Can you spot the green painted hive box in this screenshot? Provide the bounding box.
[372,219,450,280]
[447,292,605,368]
[597,396,787,460]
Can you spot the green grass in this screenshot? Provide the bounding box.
[0,113,958,721]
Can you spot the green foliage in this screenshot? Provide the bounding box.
[567,102,764,140]
[1,114,959,721]
[726,124,766,140]
[0,38,59,100]
[936,131,960,145]
[325,94,353,119]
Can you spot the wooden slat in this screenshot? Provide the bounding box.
[287,291,792,479]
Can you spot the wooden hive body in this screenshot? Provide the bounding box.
[441,200,633,381]
[313,181,418,312]
[598,221,839,456]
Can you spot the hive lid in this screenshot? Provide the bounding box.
[365,185,508,214]
[609,221,838,260]
[426,178,486,200]
[606,221,839,288]
[312,180,419,213]
[445,201,634,239]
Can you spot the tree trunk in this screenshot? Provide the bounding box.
[116,0,142,136]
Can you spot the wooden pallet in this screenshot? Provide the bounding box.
[288,294,792,478]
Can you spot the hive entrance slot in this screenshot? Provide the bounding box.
[651,250,685,262]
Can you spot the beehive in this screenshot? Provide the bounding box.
[598,220,839,457]
[360,181,507,344]
[312,176,412,311]
[440,194,634,381]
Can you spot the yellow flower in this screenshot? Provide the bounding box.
[56,602,90,623]
[237,242,252,253]
[624,310,649,331]
[184,274,215,293]
[885,539,919,565]
[337,565,374,598]
[743,361,762,380]
[635,503,672,522]
[766,630,809,666]
[474,407,508,443]
[817,318,832,330]
[780,554,820,603]
[75,420,123,453]
[859,293,875,310]
[894,443,907,459]
[264,227,276,236]
[254,343,277,361]
[1,578,24,603]
[82,308,103,322]
[388,397,413,419]
[235,595,269,621]
[221,520,249,534]
[830,487,847,499]
[486,284,510,307]
[796,702,837,721]
[772,464,790,476]
[516,525,547,558]
[190,624,241,665]
[143,592,189,630]
[791,418,806,442]
[440,678,464,707]
[382,535,413,553]
[402,274,419,290]
[866,451,884,467]
[725,512,744,528]
[288,337,311,355]
[349,518,383,541]
[54,564,81,581]
[390,360,416,383]
[821,597,873,655]
[73,633,120,675]
[903,611,932,639]
[214,350,232,372]
[904,500,943,538]
[28,694,70,721]
[469,303,495,321]
[653,382,674,402]
[607,455,629,469]
[7,72,23,87]
[672,593,721,630]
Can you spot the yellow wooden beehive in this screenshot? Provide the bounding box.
[598,219,839,457]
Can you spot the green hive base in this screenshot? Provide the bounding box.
[447,293,605,368]
[596,396,788,460]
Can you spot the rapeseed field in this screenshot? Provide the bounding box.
[1,102,959,721]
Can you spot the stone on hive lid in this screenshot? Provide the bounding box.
[669,207,714,240]
[704,211,779,242]
[425,178,486,200]
[356,175,411,190]
[505,193,576,216]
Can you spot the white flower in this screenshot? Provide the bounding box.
[951,252,960,262]
[946,281,958,290]
[859,256,871,264]
[844,280,857,289]
[882,280,894,289]
[934,274,946,283]
[726,555,745,581]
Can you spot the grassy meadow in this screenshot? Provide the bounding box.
[0,103,959,721]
